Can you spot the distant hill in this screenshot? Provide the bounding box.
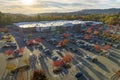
[77,8,120,14]
[35,8,120,16]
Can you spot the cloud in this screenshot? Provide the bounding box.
[0,0,120,14]
[33,1,92,8]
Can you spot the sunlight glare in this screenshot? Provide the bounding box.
[21,0,34,5]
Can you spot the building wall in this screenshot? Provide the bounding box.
[22,27,36,33]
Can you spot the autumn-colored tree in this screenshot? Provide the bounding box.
[34,38,41,43]
[103,45,111,50]
[62,54,72,63]
[27,40,34,45]
[111,34,117,39]
[117,36,120,42]
[94,31,99,36]
[94,45,102,51]
[5,50,14,55]
[57,39,69,47]
[31,69,48,80]
[17,47,24,53]
[28,34,33,38]
[84,34,92,40]
[62,33,70,38]
[102,32,110,38]
[0,11,120,26]
[87,28,92,34]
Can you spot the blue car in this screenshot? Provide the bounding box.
[75,71,83,79]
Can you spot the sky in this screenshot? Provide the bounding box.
[0,0,120,14]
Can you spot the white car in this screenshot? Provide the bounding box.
[56,50,62,54]
[51,55,60,61]
[113,44,119,48]
[84,54,90,59]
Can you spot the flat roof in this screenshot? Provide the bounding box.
[13,20,103,28]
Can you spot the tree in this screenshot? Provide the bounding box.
[87,28,92,33]
[103,45,111,50]
[0,11,119,26]
[28,34,32,38]
[34,38,41,43]
[62,54,72,63]
[57,39,69,47]
[94,31,99,36]
[84,34,92,40]
[27,39,34,45]
[62,33,70,38]
[94,45,102,51]
[5,50,14,55]
[17,47,24,53]
[31,69,49,80]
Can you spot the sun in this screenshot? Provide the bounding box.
[21,0,34,5]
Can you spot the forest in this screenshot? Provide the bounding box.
[0,11,120,26]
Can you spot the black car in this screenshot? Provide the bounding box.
[43,49,52,55]
[40,36,46,39]
[71,48,79,52]
[36,44,43,49]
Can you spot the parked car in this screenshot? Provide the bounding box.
[23,38,28,42]
[113,44,120,48]
[71,40,76,44]
[56,50,62,54]
[9,42,17,48]
[74,35,81,38]
[70,48,79,52]
[53,67,63,74]
[43,49,52,55]
[44,49,50,53]
[84,54,90,59]
[47,38,57,45]
[2,44,10,48]
[75,71,83,79]
[88,39,94,43]
[36,44,43,49]
[40,36,46,39]
[51,55,60,61]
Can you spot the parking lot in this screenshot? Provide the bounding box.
[0,25,120,80]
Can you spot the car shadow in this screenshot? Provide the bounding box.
[76,66,94,80]
[107,56,120,66]
[39,56,51,76]
[72,57,94,80]
[94,61,110,73]
[76,57,109,80]
[110,53,120,59]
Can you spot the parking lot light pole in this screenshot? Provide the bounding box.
[20,26,24,38]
